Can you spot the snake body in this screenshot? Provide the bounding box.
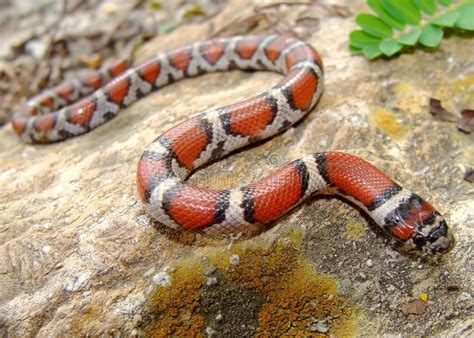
[12,35,452,253]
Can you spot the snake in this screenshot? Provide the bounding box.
[12,35,452,253]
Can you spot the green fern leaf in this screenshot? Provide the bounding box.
[379,39,404,56]
[356,13,393,37]
[455,3,474,29]
[349,0,474,60]
[397,27,422,45]
[367,0,405,30]
[436,0,453,6]
[431,11,460,26]
[414,0,437,14]
[419,24,444,47]
[381,0,421,25]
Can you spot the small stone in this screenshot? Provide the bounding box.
[457,292,472,302]
[215,313,223,321]
[25,38,49,59]
[41,245,51,254]
[136,215,150,227]
[205,326,216,337]
[206,277,218,286]
[310,321,329,333]
[359,272,366,279]
[203,265,217,276]
[385,248,399,259]
[143,267,155,277]
[152,272,171,287]
[366,259,373,267]
[229,254,240,265]
[418,264,423,269]
[387,284,396,292]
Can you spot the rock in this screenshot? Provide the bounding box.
[206,277,218,287]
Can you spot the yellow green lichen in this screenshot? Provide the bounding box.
[369,110,407,141]
[345,220,365,241]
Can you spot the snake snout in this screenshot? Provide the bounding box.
[411,217,453,254]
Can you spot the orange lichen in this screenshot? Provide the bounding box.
[143,229,358,336]
[208,229,358,336]
[143,259,206,337]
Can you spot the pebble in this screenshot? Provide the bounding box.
[205,326,216,337]
[457,292,472,302]
[203,265,217,276]
[206,277,218,287]
[215,314,223,322]
[310,321,329,333]
[136,215,150,227]
[229,254,240,265]
[366,259,373,267]
[152,272,171,287]
[25,38,49,59]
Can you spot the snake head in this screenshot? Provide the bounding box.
[384,193,453,254]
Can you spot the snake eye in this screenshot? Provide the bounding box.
[412,235,426,248]
[429,220,448,241]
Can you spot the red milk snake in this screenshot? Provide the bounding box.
[12,35,452,253]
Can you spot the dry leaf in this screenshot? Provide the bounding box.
[401,299,428,315]
[447,285,460,292]
[458,109,474,133]
[429,98,457,122]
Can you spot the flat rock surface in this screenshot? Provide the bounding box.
[1,0,473,336]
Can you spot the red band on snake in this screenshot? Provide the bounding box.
[12,35,452,253]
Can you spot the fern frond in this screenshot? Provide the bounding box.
[349,0,474,59]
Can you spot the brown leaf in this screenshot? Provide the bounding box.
[429,98,457,122]
[295,16,320,28]
[401,299,428,315]
[458,109,474,133]
[447,285,460,292]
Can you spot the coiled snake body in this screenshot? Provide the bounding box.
[12,35,452,253]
